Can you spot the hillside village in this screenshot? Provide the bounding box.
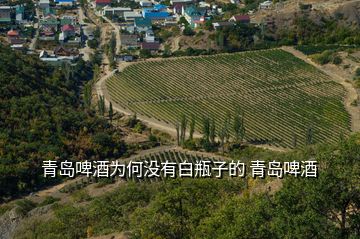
[1,0,359,65]
[0,0,285,65]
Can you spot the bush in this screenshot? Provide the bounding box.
[87,39,99,49]
[183,26,195,36]
[71,189,91,203]
[183,139,197,150]
[355,67,360,77]
[149,133,158,143]
[38,196,60,207]
[332,55,342,65]
[133,122,145,133]
[15,199,37,216]
[312,50,333,65]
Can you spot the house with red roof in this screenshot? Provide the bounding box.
[229,15,250,24]
[7,29,19,38]
[95,0,111,8]
[172,3,186,15]
[60,24,75,42]
[7,29,25,45]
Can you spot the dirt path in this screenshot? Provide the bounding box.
[282,46,360,132]
[101,15,121,55]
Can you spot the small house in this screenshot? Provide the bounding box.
[55,0,76,6]
[39,0,50,9]
[259,0,272,10]
[0,6,11,24]
[39,17,59,32]
[15,5,25,24]
[134,17,152,32]
[144,29,155,42]
[102,6,132,17]
[229,15,250,24]
[172,3,186,15]
[123,11,142,21]
[43,7,55,17]
[170,0,193,5]
[95,0,111,8]
[61,24,75,38]
[120,34,138,49]
[117,54,134,62]
[7,29,25,45]
[54,46,79,56]
[141,42,160,52]
[142,5,171,21]
[183,5,206,28]
[140,1,152,7]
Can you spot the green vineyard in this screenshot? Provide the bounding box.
[106,49,350,148]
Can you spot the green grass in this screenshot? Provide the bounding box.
[106,49,350,148]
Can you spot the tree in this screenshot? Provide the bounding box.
[175,123,180,146]
[98,95,106,116]
[209,117,216,144]
[224,111,231,142]
[273,135,360,238]
[218,126,226,154]
[292,133,298,148]
[189,114,195,140]
[180,114,187,145]
[306,126,313,145]
[183,26,195,36]
[83,83,92,109]
[202,116,210,143]
[139,49,152,58]
[178,16,188,26]
[233,107,245,143]
[108,101,114,122]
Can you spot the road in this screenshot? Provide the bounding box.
[29,6,40,51]
[100,15,121,55]
[78,7,95,61]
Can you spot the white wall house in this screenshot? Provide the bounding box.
[259,0,272,10]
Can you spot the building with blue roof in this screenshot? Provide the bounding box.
[55,0,76,6]
[15,5,25,23]
[134,17,152,32]
[153,4,167,11]
[184,5,206,28]
[142,4,171,20]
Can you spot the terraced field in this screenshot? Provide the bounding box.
[106,49,350,148]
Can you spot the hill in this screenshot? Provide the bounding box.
[0,46,126,201]
[10,135,360,239]
[106,49,350,148]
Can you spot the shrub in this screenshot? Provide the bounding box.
[87,39,99,49]
[355,67,360,77]
[71,189,91,203]
[183,26,195,36]
[15,199,37,216]
[332,55,342,65]
[38,196,60,207]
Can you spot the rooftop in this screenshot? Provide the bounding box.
[61,24,75,31]
[95,0,111,4]
[135,17,152,27]
[231,15,250,22]
[141,42,160,50]
[7,29,19,36]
